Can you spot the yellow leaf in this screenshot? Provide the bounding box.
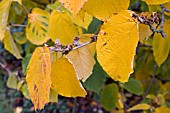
[26,8,50,45]
[66,41,96,82]
[49,10,79,45]
[152,20,170,67]
[127,103,150,112]
[26,47,51,110]
[96,10,139,83]
[0,0,12,41]
[78,34,96,55]
[72,11,93,29]
[83,0,130,20]
[51,56,86,97]
[11,0,22,4]
[139,24,152,42]
[4,29,22,59]
[143,0,170,5]
[58,0,88,16]
[156,106,170,113]
[149,2,170,16]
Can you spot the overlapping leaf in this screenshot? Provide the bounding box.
[58,0,88,16]
[153,20,170,67]
[12,0,22,4]
[0,0,22,41]
[139,24,152,41]
[83,0,130,20]
[143,0,170,5]
[66,37,95,82]
[72,11,93,29]
[51,56,86,97]
[0,0,12,41]
[26,47,51,110]
[26,8,50,45]
[83,59,106,94]
[4,29,22,59]
[96,10,139,83]
[49,10,79,44]
[100,83,118,111]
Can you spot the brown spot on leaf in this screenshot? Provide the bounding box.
[103,42,107,46]
[103,32,107,35]
[118,75,121,78]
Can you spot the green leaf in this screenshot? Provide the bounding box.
[13,32,27,44]
[123,78,144,96]
[83,61,106,94]
[49,88,58,102]
[0,74,5,90]
[100,83,118,111]
[21,83,30,99]
[47,1,66,11]
[160,57,170,80]
[22,54,32,75]
[7,72,18,89]
[83,18,102,34]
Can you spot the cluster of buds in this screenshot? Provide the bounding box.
[132,12,159,25]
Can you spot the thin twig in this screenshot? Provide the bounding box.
[31,0,46,6]
[72,98,77,113]
[50,35,97,54]
[159,5,167,38]
[0,62,10,74]
[9,23,26,27]
[56,4,63,11]
[143,64,157,98]
[133,4,170,38]
[21,4,29,14]
[138,43,152,48]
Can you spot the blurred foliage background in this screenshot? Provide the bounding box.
[1,0,170,113]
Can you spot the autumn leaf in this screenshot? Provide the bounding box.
[12,0,22,4]
[4,28,22,59]
[139,24,152,42]
[66,36,96,81]
[26,8,50,45]
[153,20,170,67]
[7,72,18,89]
[51,56,86,97]
[83,0,130,20]
[49,10,79,45]
[127,103,150,112]
[0,0,12,41]
[72,11,93,29]
[155,106,170,113]
[143,0,170,5]
[58,0,88,16]
[96,10,139,83]
[26,47,51,110]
